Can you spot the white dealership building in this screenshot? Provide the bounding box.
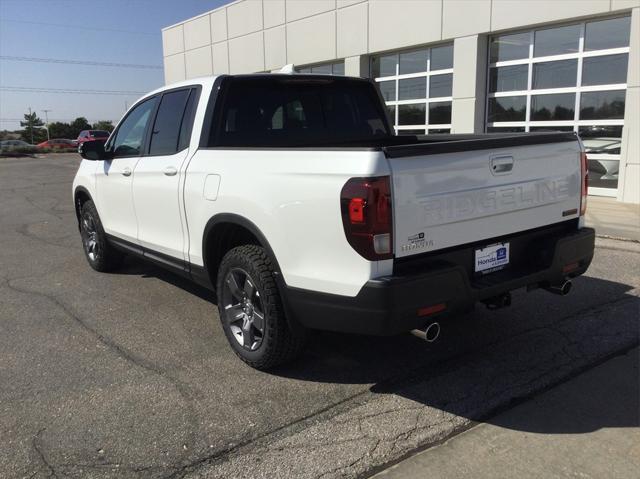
[162,0,640,204]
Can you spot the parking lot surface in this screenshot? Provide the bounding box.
[1,154,638,479]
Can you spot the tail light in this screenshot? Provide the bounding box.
[340,176,393,260]
[580,151,588,216]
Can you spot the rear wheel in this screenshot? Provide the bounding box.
[79,200,123,272]
[216,245,307,370]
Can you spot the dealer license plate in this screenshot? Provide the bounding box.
[475,242,510,274]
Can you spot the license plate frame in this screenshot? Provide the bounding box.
[474,242,510,274]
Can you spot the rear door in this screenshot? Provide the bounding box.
[387,136,582,258]
[95,96,157,242]
[132,87,199,261]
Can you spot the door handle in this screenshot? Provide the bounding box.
[491,156,514,175]
[122,167,132,177]
[163,166,178,176]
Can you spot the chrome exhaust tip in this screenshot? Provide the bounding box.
[411,322,440,343]
[544,280,573,296]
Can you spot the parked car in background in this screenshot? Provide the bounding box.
[0,139,33,150]
[76,130,110,145]
[37,139,77,149]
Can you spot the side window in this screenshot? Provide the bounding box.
[177,89,198,151]
[111,97,157,158]
[149,89,191,156]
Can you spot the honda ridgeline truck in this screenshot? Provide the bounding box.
[73,74,595,369]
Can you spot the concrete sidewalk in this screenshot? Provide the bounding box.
[374,347,640,479]
[586,196,640,242]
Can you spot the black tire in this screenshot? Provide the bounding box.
[216,244,307,370]
[79,200,124,272]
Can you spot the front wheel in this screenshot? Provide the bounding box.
[79,200,123,272]
[216,245,307,370]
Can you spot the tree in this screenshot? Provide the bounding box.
[92,120,114,132]
[48,121,74,139]
[70,117,91,137]
[20,111,46,144]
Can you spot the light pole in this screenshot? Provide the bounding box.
[42,109,52,141]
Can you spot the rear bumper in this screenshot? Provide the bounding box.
[284,226,595,335]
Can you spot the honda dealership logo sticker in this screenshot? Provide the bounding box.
[496,247,507,261]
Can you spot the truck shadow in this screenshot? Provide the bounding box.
[118,257,639,434]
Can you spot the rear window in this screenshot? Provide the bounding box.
[91,130,110,137]
[211,77,391,147]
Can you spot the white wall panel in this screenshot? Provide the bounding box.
[184,15,211,51]
[162,25,184,56]
[442,0,491,39]
[286,0,335,22]
[287,11,336,65]
[264,26,287,70]
[185,45,213,77]
[229,32,265,73]
[227,0,263,38]
[368,0,442,53]
[210,9,228,43]
[491,0,610,31]
[337,2,367,58]
[264,0,286,28]
[212,41,229,74]
[164,53,186,84]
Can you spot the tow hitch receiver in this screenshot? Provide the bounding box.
[483,292,512,310]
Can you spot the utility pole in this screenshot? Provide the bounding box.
[28,107,34,144]
[42,109,52,141]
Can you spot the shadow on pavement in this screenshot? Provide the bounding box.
[116,256,639,434]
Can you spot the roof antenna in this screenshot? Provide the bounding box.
[279,64,295,74]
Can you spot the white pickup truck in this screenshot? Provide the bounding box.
[73,74,595,369]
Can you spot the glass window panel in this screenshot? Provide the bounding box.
[531,93,575,121]
[529,126,574,132]
[310,64,332,74]
[386,105,396,123]
[398,104,426,125]
[332,62,345,76]
[580,90,626,120]
[489,65,528,92]
[534,24,581,57]
[377,80,396,102]
[429,74,452,98]
[487,126,526,133]
[490,32,530,62]
[582,54,628,86]
[429,101,452,124]
[297,68,311,73]
[579,125,623,155]
[532,60,577,89]
[399,49,427,75]
[428,128,450,134]
[488,96,527,122]
[430,44,453,70]
[585,16,631,51]
[398,77,426,100]
[397,129,425,136]
[371,54,397,77]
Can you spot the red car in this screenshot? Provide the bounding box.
[76,130,110,145]
[36,139,77,149]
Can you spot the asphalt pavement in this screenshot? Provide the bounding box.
[0,154,638,479]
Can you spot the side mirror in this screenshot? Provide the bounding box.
[79,140,106,161]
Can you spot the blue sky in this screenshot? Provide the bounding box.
[0,0,229,131]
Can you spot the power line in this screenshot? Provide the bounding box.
[0,55,163,70]
[0,86,146,96]
[0,18,158,36]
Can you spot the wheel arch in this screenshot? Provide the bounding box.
[73,186,94,230]
[201,213,284,292]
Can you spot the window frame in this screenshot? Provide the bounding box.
[371,43,454,135]
[106,84,201,159]
[486,15,631,196]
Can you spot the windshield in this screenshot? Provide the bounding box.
[213,77,391,147]
[91,130,110,137]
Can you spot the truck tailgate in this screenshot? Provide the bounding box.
[384,134,582,258]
